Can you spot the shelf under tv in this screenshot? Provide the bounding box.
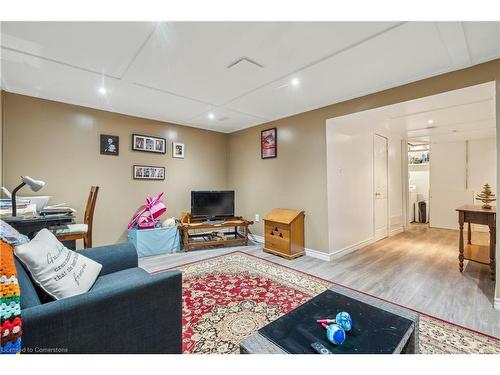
[179,216,254,251]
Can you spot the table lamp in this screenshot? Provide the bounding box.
[9,176,45,219]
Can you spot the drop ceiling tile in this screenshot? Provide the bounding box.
[123,21,399,105]
[1,48,212,126]
[398,100,495,131]
[1,21,157,77]
[184,107,266,133]
[435,22,472,68]
[227,22,454,121]
[462,22,500,64]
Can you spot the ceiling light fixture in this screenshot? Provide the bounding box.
[290,78,300,87]
[427,119,434,124]
[208,113,215,120]
[98,87,107,95]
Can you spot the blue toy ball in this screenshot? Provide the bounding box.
[325,324,346,345]
[335,311,352,332]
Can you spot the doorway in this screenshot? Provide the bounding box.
[408,142,430,225]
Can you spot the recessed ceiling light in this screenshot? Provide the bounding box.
[290,78,300,87]
[427,119,434,124]
[208,113,215,120]
[98,87,107,95]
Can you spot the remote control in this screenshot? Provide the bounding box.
[311,342,332,354]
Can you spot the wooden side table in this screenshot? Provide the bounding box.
[456,205,496,280]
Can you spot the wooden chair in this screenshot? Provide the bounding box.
[56,186,99,248]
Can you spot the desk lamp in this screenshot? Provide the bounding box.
[9,176,45,219]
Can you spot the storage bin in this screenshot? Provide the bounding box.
[127,226,181,257]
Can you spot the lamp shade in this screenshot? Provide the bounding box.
[21,176,45,192]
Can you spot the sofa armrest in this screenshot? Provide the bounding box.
[22,270,182,353]
[79,243,138,275]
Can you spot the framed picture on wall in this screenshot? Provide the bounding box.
[132,134,166,154]
[172,142,185,158]
[100,134,119,156]
[261,128,277,159]
[133,165,165,180]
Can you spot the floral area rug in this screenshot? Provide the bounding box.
[162,252,500,354]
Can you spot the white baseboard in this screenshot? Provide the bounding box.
[248,233,333,261]
[251,228,404,263]
[389,226,404,237]
[330,227,404,260]
[329,237,378,260]
[305,248,332,261]
[494,297,500,311]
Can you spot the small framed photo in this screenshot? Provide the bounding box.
[261,128,277,159]
[172,142,185,158]
[133,165,165,181]
[132,134,166,154]
[100,134,119,156]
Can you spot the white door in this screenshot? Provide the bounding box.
[374,134,389,240]
[429,142,472,229]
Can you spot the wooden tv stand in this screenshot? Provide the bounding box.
[179,216,254,251]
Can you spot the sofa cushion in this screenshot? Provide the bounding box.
[14,258,41,309]
[90,267,150,293]
[51,224,88,235]
[14,229,102,300]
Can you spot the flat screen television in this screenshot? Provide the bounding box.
[191,191,234,220]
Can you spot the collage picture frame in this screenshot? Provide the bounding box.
[133,165,165,180]
[132,133,167,154]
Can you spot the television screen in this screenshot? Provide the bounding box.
[191,191,234,219]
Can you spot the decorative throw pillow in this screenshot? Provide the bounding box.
[14,229,102,300]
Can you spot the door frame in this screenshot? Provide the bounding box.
[373,133,389,241]
[404,141,431,228]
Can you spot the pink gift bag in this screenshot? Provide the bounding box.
[128,192,167,229]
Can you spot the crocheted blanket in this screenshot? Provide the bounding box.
[0,240,22,354]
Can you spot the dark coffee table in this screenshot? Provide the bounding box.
[240,285,419,354]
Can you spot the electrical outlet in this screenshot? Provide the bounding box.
[255,214,260,222]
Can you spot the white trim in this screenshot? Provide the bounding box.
[250,228,404,263]
[389,226,404,237]
[304,248,332,262]
[249,233,333,261]
[374,228,388,242]
[329,237,379,260]
[332,227,403,260]
[494,297,500,311]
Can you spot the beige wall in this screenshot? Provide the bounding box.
[228,111,329,252]
[2,93,228,246]
[228,59,500,254]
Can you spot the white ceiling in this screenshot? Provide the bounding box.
[326,81,496,143]
[1,21,499,133]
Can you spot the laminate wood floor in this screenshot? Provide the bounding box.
[139,224,500,338]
